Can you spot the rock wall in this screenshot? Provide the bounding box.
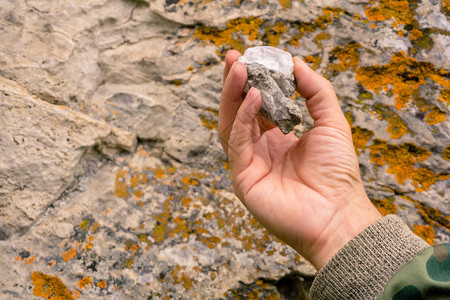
[0,0,448,298]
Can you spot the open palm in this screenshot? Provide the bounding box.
[219,50,381,270]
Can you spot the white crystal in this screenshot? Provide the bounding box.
[238,46,294,76]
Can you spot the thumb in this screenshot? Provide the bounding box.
[293,57,350,133]
[227,87,261,175]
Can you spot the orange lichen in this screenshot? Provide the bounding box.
[48,260,56,268]
[114,169,130,198]
[413,224,436,245]
[415,201,450,230]
[139,234,152,248]
[304,55,322,70]
[97,281,107,289]
[372,104,409,139]
[443,146,450,161]
[409,28,422,41]
[63,248,77,262]
[122,257,134,268]
[439,88,449,104]
[125,241,140,256]
[313,32,330,49]
[365,0,417,28]
[171,265,195,291]
[443,0,450,16]
[425,106,446,125]
[194,17,264,53]
[71,290,81,298]
[201,115,218,130]
[278,0,292,10]
[356,52,449,110]
[195,7,345,52]
[152,199,171,244]
[175,0,211,6]
[372,198,398,216]
[369,140,441,192]
[152,166,165,179]
[77,277,93,290]
[15,256,22,261]
[31,271,75,300]
[385,117,409,139]
[329,42,361,71]
[134,190,144,198]
[182,176,199,186]
[81,235,95,251]
[265,22,287,47]
[351,126,374,154]
[25,256,36,264]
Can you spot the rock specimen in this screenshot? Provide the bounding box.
[238,46,302,134]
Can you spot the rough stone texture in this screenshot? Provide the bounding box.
[0,0,449,299]
[243,62,301,134]
[238,46,301,134]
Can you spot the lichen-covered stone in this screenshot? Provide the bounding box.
[0,0,448,298]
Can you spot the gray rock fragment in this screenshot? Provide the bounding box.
[238,47,302,134]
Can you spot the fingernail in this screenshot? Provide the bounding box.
[248,87,260,99]
[294,56,309,68]
[229,61,237,73]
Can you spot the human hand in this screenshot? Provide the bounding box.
[218,50,382,270]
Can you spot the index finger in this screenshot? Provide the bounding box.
[223,50,242,83]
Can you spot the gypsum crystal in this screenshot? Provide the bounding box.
[238,46,302,134]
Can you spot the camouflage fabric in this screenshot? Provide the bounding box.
[377,243,450,300]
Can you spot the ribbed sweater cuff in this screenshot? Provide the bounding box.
[309,215,430,300]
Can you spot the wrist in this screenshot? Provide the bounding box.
[307,195,382,270]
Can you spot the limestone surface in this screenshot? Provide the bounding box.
[0,0,448,298]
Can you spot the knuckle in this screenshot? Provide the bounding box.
[322,79,335,91]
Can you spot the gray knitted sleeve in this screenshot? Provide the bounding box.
[309,214,430,300]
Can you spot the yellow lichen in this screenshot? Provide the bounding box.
[77,277,93,290]
[304,55,322,70]
[79,219,90,231]
[442,0,450,16]
[351,126,374,154]
[409,28,422,41]
[365,0,417,28]
[412,224,436,245]
[443,146,450,161]
[265,21,287,47]
[114,169,130,199]
[439,88,449,104]
[31,271,75,300]
[356,52,449,110]
[152,166,165,179]
[329,42,361,71]
[372,103,409,139]
[63,248,77,262]
[369,140,442,192]
[195,7,346,52]
[25,256,36,264]
[313,32,330,49]
[278,0,292,10]
[194,17,264,53]
[371,198,398,216]
[171,265,195,291]
[425,106,446,125]
[201,115,218,130]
